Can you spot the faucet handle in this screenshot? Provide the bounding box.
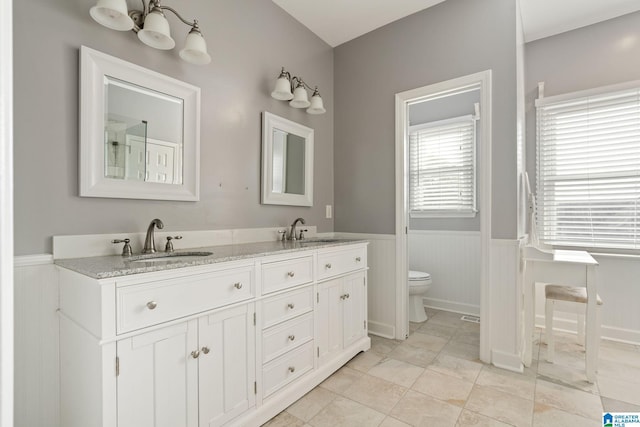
[165,236,182,253]
[277,230,287,241]
[299,229,308,240]
[112,238,133,257]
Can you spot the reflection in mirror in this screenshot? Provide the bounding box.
[271,128,305,195]
[262,112,313,206]
[104,77,184,184]
[80,46,200,201]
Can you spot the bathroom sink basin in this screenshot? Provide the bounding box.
[128,251,213,263]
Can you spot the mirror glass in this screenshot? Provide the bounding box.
[262,112,313,206]
[80,46,200,201]
[104,77,184,184]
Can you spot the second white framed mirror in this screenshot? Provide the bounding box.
[261,112,314,206]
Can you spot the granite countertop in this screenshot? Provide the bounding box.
[54,238,366,279]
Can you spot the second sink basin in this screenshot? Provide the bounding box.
[128,251,213,263]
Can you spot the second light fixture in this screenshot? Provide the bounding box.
[271,67,326,115]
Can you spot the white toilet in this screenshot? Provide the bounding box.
[408,270,432,323]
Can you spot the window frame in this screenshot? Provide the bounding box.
[535,80,640,251]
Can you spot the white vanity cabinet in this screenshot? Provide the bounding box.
[317,273,367,364]
[57,241,369,427]
[114,304,256,427]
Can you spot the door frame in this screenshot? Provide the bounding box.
[0,0,14,424]
[394,70,492,363]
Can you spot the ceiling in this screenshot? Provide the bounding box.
[272,0,640,47]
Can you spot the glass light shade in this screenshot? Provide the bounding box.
[89,0,134,31]
[306,93,326,114]
[138,10,175,50]
[271,77,293,101]
[289,86,310,108]
[179,31,211,65]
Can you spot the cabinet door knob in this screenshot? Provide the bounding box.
[287,303,295,309]
[201,346,210,355]
[146,301,158,310]
[288,335,295,341]
[345,293,350,299]
[355,257,361,262]
[340,295,345,300]
[234,282,243,289]
[287,271,295,278]
[325,263,332,269]
[191,350,200,359]
[288,366,295,373]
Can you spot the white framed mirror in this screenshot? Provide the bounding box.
[262,112,314,206]
[79,46,200,201]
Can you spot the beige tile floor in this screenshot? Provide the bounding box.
[263,308,640,427]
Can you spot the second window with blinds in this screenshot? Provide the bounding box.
[536,83,640,250]
[409,115,478,218]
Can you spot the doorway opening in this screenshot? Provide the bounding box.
[394,71,492,363]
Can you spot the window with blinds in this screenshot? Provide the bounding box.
[409,115,477,217]
[536,85,640,250]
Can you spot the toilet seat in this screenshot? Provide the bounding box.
[409,270,431,281]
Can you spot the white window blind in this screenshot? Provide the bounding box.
[536,86,640,250]
[409,115,476,216]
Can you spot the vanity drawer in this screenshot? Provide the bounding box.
[262,312,314,363]
[116,266,253,333]
[262,255,313,294]
[262,286,314,329]
[317,246,366,280]
[262,341,314,398]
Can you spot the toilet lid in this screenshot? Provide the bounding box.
[409,270,431,280]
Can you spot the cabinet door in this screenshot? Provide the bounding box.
[117,320,198,427]
[343,272,367,348]
[198,303,256,427]
[316,278,344,365]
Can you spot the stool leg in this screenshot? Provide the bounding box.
[585,305,602,383]
[546,299,555,362]
[577,313,585,346]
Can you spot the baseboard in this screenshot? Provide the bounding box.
[423,297,480,317]
[491,349,523,373]
[535,314,640,345]
[367,321,395,339]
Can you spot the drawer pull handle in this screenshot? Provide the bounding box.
[287,303,295,309]
[234,282,243,289]
[287,271,295,278]
[355,257,361,262]
[325,263,332,269]
[288,366,295,373]
[191,350,200,359]
[146,301,158,310]
[201,346,210,355]
[288,335,295,341]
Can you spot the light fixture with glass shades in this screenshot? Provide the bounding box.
[89,0,211,65]
[271,67,326,115]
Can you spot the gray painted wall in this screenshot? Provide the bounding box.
[525,11,640,191]
[13,0,333,255]
[333,0,517,238]
[408,89,481,231]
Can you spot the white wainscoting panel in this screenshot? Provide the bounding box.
[335,233,396,338]
[490,239,523,373]
[534,253,640,344]
[408,230,481,316]
[14,255,59,427]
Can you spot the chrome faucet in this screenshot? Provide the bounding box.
[142,218,164,253]
[288,217,306,241]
